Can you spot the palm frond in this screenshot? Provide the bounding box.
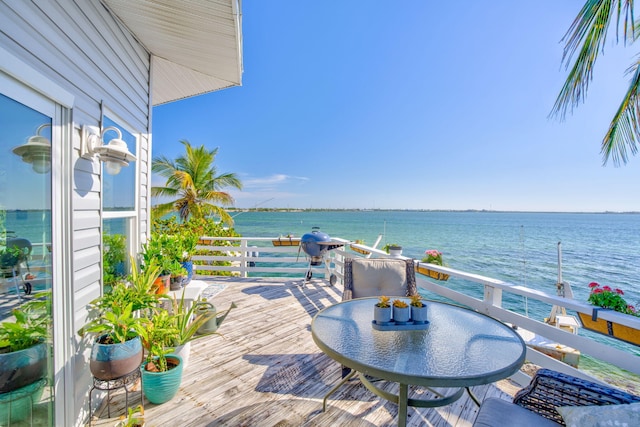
[602,58,640,164]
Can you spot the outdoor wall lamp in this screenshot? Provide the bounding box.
[12,123,52,174]
[81,125,136,175]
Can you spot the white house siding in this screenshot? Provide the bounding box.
[0,1,151,425]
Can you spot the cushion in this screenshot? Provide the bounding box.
[473,398,560,427]
[350,259,407,298]
[556,402,640,427]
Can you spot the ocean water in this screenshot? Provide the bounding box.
[232,210,640,381]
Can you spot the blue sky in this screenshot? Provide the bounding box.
[152,1,640,212]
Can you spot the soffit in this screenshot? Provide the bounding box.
[102,0,243,105]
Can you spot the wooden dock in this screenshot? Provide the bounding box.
[91,276,518,426]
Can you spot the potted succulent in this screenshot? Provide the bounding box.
[374,296,392,324]
[392,299,410,323]
[410,294,428,324]
[417,249,450,281]
[0,291,51,393]
[578,282,640,346]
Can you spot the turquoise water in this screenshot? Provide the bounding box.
[233,210,640,382]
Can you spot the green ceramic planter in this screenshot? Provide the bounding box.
[141,354,183,404]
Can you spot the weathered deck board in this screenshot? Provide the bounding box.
[91,277,515,426]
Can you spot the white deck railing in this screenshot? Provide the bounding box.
[194,236,640,385]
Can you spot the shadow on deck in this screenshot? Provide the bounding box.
[91,277,515,427]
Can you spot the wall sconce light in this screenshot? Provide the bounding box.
[12,123,52,174]
[81,125,136,175]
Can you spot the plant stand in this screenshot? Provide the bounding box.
[89,368,143,420]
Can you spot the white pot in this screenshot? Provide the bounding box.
[172,341,191,371]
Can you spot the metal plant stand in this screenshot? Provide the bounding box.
[89,368,143,420]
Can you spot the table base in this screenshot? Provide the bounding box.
[322,371,465,427]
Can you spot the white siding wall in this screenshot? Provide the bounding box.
[0,1,151,425]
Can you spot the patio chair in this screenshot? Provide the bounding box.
[473,368,640,426]
[342,257,418,301]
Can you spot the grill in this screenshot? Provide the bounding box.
[299,227,343,283]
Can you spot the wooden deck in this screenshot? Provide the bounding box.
[91,276,518,427]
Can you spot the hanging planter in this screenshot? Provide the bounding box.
[577,312,640,347]
[272,236,300,246]
[416,265,450,281]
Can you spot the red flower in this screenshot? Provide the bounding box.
[602,285,612,292]
[593,288,604,294]
[615,288,624,295]
[588,282,599,288]
[628,305,636,313]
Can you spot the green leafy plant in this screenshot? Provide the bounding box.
[422,249,443,266]
[0,245,26,269]
[392,299,408,309]
[410,294,423,308]
[0,291,51,353]
[136,309,180,372]
[117,404,144,427]
[78,302,140,344]
[382,243,402,254]
[587,282,639,317]
[376,296,391,308]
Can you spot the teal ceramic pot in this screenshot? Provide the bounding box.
[141,354,183,404]
[90,336,142,380]
[0,342,47,393]
[0,378,46,423]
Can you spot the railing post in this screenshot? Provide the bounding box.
[240,239,248,278]
[482,284,502,315]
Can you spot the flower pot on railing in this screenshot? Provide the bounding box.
[577,311,640,347]
[272,236,300,246]
[416,264,450,281]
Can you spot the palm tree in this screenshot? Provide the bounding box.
[151,141,242,225]
[551,0,638,166]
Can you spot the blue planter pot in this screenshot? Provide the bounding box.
[0,342,47,393]
[141,354,183,404]
[180,261,193,286]
[90,336,142,380]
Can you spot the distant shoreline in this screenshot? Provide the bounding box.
[227,208,640,215]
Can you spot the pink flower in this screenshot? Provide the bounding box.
[615,288,624,295]
[628,305,636,313]
[593,288,604,294]
[588,282,599,288]
[602,285,612,292]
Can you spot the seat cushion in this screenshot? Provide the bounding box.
[556,402,640,427]
[350,258,407,298]
[473,398,560,427]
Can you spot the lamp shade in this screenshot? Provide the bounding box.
[12,124,52,174]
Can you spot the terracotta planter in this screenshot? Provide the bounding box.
[577,312,640,346]
[417,265,450,281]
[153,274,170,294]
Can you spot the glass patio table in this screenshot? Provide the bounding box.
[311,297,526,427]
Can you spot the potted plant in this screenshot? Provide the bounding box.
[374,296,392,324]
[417,249,450,281]
[578,282,640,346]
[78,263,161,380]
[168,292,236,370]
[392,299,410,323]
[115,404,145,427]
[136,309,183,405]
[178,232,198,286]
[410,294,428,324]
[0,291,51,393]
[383,243,402,257]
